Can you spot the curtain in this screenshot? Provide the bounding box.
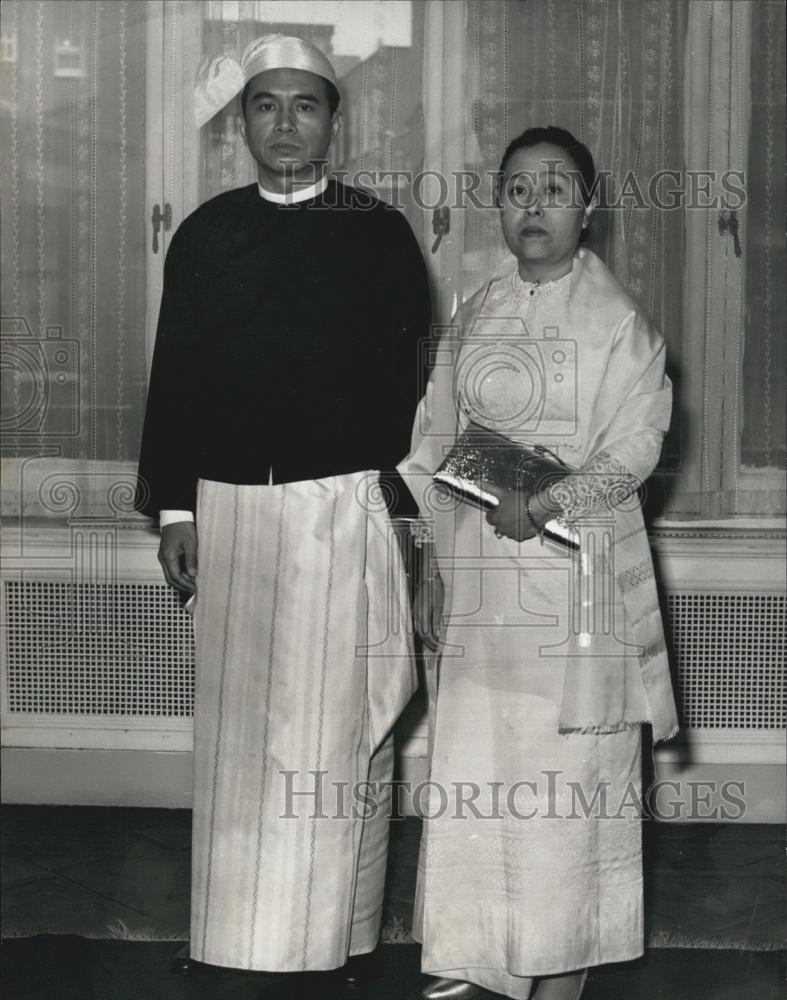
[0,0,148,465]
[461,0,687,473]
[741,1,786,474]
[3,0,782,521]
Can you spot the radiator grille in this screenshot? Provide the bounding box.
[2,581,785,729]
[667,592,786,729]
[3,581,194,716]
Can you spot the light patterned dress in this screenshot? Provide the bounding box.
[399,249,677,998]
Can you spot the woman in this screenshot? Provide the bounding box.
[399,127,678,1000]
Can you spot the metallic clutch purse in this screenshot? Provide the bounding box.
[433,422,580,550]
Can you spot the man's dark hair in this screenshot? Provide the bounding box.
[241,76,340,117]
[498,125,597,207]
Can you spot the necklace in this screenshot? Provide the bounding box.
[512,267,572,301]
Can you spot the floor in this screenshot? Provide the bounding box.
[2,938,783,1000]
[2,807,784,1000]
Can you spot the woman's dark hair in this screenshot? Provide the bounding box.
[498,126,597,207]
[241,76,340,117]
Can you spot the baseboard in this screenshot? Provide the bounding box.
[1,747,194,809]
[3,746,784,822]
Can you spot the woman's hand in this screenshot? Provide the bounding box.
[483,482,553,543]
[414,572,444,651]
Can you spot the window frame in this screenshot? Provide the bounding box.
[655,0,784,519]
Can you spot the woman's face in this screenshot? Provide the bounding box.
[499,142,590,278]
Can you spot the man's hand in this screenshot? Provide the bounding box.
[483,482,553,543]
[159,522,198,592]
[414,572,444,652]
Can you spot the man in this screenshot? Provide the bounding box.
[135,34,430,988]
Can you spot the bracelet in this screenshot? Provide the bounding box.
[524,499,545,545]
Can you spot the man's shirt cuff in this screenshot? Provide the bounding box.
[159,510,195,528]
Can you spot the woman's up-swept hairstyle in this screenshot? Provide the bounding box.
[498,125,598,208]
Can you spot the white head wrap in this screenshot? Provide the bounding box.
[194,34,338,128]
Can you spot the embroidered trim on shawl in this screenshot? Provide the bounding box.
[548,450,640,521]
[558,721,645,736]
[559,717,679,741]
[641,636,667,665]
[618,559,656,594]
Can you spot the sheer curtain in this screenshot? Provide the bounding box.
[0,0,148,467]
[741,1,786,476]
[460,0,687,473]
[2,0,782,523]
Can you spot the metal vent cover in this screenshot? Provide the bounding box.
[3,581,194,716]
[2,581,785,730]
[666,592,786,729]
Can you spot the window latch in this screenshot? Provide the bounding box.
[718,208,741,258]
[152,203,172,254]
[431,206,451,253]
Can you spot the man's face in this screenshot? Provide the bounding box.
[240,67,339,192]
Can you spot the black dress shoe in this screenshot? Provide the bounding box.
[421,978,496,999]
[170,944,195,976]
[336,950,379,990]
